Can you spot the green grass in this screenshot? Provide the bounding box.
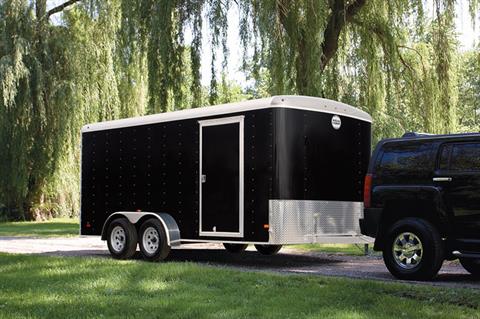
[0,218,79,237]
[0,253,478,319]
[290,243,373,256]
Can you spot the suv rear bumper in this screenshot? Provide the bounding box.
[360,208,382,238]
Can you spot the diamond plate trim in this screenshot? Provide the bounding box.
[268,200,364,244]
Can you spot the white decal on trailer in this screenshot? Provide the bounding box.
[331,115,342,130]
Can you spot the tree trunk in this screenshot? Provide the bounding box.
[22,0,49,221]
[295,32,309,95]
[278,0,367,95]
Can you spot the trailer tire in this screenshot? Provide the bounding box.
[107,218,138,259]
[139,218,171,261]
[223,243,248,253]
[254,244,282,255]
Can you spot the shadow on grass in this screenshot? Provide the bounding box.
[165,250,479,284]
[0,253,479,319]
[37,248,344,269]
[166,248,344,268]
[35,247,480,288]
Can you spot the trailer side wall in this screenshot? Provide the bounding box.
[81,109,274,242]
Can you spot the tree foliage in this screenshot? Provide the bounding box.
[0,0,479,219]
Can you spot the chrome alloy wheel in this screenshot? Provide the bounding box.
[110,226,126,252]
[142,226,159,254]
[392,232,423,269]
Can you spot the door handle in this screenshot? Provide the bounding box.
[433,177,452,182]
[201,174,206,183]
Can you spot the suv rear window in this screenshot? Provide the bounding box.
[440,143,480,171]
[377,143,432,174]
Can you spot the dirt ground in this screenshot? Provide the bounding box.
[0,236,479,289]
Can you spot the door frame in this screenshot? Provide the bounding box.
[198,115,244,237]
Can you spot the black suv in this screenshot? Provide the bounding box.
[361,132,480,280]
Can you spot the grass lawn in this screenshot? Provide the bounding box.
[0,218,78,237]
[0,253,478,319]
[291,243,374,256]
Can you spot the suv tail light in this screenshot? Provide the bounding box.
[364,174,372,208]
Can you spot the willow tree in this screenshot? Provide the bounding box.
[457,49,480,131]
[0,0,143,219]
[0,0,83,219]
[234,0,472,140]
[147,0,473,140]
[0,0,209,219]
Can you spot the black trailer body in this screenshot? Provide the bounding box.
[81,96,372,255]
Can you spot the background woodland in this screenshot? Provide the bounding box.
[1,0,479,220]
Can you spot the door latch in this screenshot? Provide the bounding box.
[201,174,206,183]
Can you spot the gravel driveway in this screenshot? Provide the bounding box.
[1,236,479,289]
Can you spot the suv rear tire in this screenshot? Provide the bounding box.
[383,218,444,281]
[459,258,480,277]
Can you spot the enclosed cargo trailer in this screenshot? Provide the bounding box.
[81,95,372,260]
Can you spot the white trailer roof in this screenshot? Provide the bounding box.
[82,95,372,132]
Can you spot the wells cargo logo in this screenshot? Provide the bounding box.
[331,115,341,130]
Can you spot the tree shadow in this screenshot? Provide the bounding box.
[166,248,345,269]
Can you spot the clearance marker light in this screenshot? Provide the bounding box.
[263,224,269,229]
[364,174,372,208]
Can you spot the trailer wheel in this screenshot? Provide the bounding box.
[459,258,480,277]
[223,243,248,253]
[254,244,282,255]
[139,218,171,261]
[107,218,138,259]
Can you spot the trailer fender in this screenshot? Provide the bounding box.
[101,212,181,247]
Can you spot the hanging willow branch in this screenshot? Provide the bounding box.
[47,0,82,17]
